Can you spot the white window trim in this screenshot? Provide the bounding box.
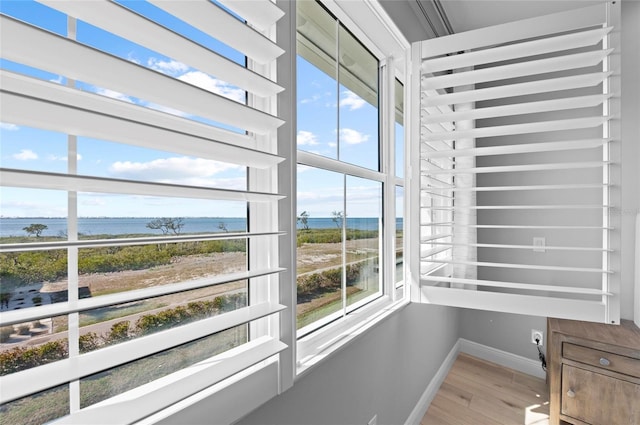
[0,1,293,423]
[294,0,410,375]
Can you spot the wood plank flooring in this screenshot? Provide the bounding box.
[421,353,550,425]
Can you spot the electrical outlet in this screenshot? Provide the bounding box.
[531,329,543,345]
[533,237,546,252]
[368,414,377,425]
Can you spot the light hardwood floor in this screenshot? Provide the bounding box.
[421,353,550,425]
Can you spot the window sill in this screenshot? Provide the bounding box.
[296,295,409,376]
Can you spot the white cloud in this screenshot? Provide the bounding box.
[339,128,369,145]
[339,90,366,111]
[13,149,38,160]
[108,156,242,183]
[127,53,141,65]
[145,102,189,117]
[178,71,245,103]
[297,130,320,146]
[0,199,66,217]
[300,94,322,105]
[148,58,189,76]
[0,123,19,131]
[81,197,106,206]
[48,154,82,162]
[94,87,135,103]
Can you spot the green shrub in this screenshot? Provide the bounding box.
[0,340,68,376]
[17,325,30,335]
[79,332,102,353]
[106,321,130,344]
[296,262,364,297]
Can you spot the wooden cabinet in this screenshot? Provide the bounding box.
[548,318,640,425]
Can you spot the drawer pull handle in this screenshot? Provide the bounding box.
[567,389,576,398]
[599,357,611,366]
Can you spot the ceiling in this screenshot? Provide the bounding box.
[380,0,605,41]
[440,0,604,33]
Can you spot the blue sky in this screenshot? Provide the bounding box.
[0,0,397,219]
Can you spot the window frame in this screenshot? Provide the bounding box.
[294,0,410,374]
[0,1,292,423]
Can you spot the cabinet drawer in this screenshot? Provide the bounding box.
[563,343,640,378]
[562,365,640,424]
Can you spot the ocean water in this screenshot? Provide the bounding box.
[0,217,400,237]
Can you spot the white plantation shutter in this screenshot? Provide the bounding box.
[411,3,621,323]
[0,0,292,421]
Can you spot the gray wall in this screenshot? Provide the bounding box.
[238,304,459,425]
[460,0,639,358]
[619,0,640,322]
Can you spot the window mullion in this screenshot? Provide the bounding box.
[64,14,81,415]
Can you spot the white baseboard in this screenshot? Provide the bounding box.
[405,338,547,425]
[459,338,546,379]
[404,339,461,425]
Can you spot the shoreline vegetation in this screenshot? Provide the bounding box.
[0,227,389,424]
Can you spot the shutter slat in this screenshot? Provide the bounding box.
[429,184,606,192]
[425,205,609,210]
[0,15,283,134]
[432,242,612,252]
[148,0,284,64]
[424,139,608,158]
[424,116,608,141]
[2,316,284,404]
[421,276,611,296]
[0,168,283,202]
[421,161,608,174]
[423,224,613,230]
[53,337,286,425]
[422,95,611,124]
[420,4,605,57]
[36,0,282,97]
[0,268,285,328]
[422,49,611,90]
[422,27,612,74]
[1,232,284,253]
[427,259,611,274]
[421,234,453,243]
[217,0,285,31]
[1,71,283,168]
[424,72,611,106]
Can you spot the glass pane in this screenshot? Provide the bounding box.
[0,188,67,241]
[296,166,343,330]
[395,79,404,178]
[76,240,246,296]
[0,125,68,174]
[77,138,247,192]
[78,281,247,353]
[296,0,338,160]
[0,384,69,425]
[338,25,379,170]
[73,6,247,132]
[80,324,247,408]
[395,186,405,299]
[75,196,247,237]
[345,176,381,307]
[1,315,69,374]
[0,249,68,306]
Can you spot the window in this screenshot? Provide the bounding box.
[395,79,405,299]
[412,3,621,324]
[0,1,290,423]
[296,1,388,338]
